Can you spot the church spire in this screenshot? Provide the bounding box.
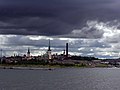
[47,39,52,60]
[27,48,30,57]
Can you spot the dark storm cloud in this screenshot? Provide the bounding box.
[0,0,119,37]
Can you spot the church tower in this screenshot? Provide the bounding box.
[27,48,30,57]
[47,39,52,60]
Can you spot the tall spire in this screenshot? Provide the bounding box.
[47,39,52,60]
[27,47,31,59]
[48,39,51,51]
[27,48,30,55]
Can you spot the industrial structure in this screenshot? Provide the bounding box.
[66,43,68,58]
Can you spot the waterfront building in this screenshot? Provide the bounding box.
[63,50,65,56]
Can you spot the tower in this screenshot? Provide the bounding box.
[27,48,30,57]
[47,39,52,60]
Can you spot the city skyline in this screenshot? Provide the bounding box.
[0,39,77,57]
[0,36,120,59]
[0,0,120,58]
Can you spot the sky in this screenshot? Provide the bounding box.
[0,0,120,58]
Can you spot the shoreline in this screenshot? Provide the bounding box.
[0,64,116,70]
[0,65,55,70]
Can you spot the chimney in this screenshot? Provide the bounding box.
[66,43,68,58]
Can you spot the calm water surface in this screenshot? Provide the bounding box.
[0,68,120,90]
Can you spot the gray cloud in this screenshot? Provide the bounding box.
[0,0,120,37]
[1,0,120,58]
